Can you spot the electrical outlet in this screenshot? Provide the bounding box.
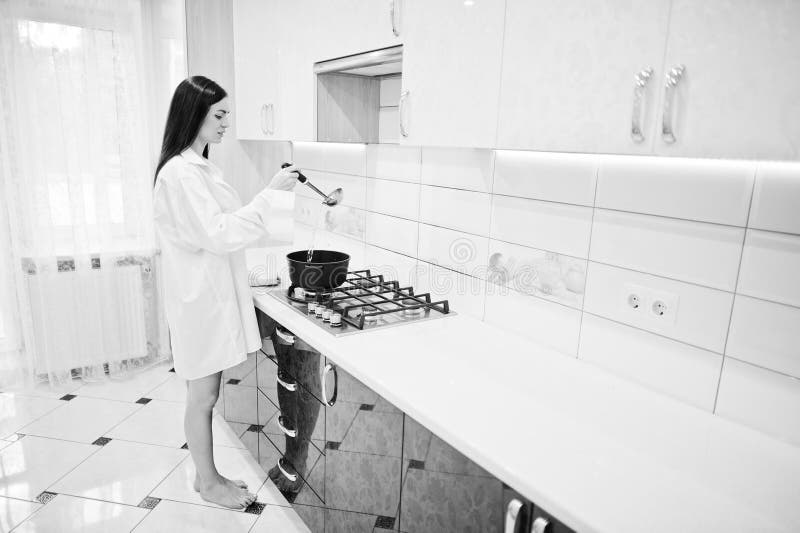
[623,283,679,324]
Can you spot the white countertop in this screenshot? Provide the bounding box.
[248,249,800,533]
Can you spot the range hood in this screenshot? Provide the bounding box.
[315,46,403,144]
[314,45,402,77]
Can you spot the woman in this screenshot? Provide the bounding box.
[153,76,297,509]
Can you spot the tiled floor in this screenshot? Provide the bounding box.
[0,362,310,532]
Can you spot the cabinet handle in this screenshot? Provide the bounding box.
[277,458,297,482]
[399,89,409,138]
[260,104,268,135]
[630,67,654,143]
[661,64,685,144]
[531,517,550,533]
[322,363,338,406]
[277,415,297,438]
[505,499,524,533]
[276,373,297,392]
[390,0,399,36]
[267,103,276,135]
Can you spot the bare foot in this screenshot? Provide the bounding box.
[196,477,256,509]
[193,474,247,492]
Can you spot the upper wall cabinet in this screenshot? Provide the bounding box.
[309,0,401,62]
[496,0,672,155]
[653,0,800,160]
[399,0,506,148]
[232,0,315,141]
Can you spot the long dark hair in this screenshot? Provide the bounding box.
[154,76,227,184]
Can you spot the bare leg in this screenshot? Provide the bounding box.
[184,372,255,509]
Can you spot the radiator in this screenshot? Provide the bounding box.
[26,264,148,373]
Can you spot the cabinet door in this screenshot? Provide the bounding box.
[232,0,279,140]
[399,0,506,148]
[309,0,401,62]
[400,414,505,533]
[323,363,403,531]
[655,0,800,159]
[496,0,671,154]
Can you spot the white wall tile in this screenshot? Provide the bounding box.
[417,224,489,277]
[363,243,418,287]
[419,185,492,236]
[726,295,800,378]
[494,150,597,206]
[484,287,582,356]
[589,210,744,291]
[415,262,486,320]
[487,239,586,309]
[748,162,800,234]
[379,76,401,107]
[420,148,494,193]
[298,170,366,210]
[596,156,755,226]
[294,199,366,243]
[583,262,734,353]
[364,211,418,258]
[365,145,421,182]
[715,358,800,446]
[365,178,420,220]
[490,195,593,258]
[579,314,722,411]
[737,229,800,308]
[378,108,399,144]
[292,142,366,176]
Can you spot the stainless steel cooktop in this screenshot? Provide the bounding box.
[266,269,455,336]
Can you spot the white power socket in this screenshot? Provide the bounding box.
[623,283,680,325]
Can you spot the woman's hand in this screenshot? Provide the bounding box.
[267,164,299,191]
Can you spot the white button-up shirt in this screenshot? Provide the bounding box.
[153,148,293,380]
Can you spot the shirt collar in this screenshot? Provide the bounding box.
[180,147,209,167]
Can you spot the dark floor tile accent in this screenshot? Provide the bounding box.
[226,378,241,385]
[138,496,161,509]
[59,394,76,401]
[92,437,112,446]
[244,501,266,515]
[375,516,396,529]
[36,491,57,504]
[181,442,189,450]
[169,368,175,373]
[247,424,264,432]
[360,404,375,411]
[325,441,341,451]
[408,459,425,470]
[135,397,152,404]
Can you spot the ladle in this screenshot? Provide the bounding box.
[281,162,343,206]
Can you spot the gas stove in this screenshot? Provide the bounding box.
[266,269,455,336]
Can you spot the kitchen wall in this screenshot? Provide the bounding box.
[290,142,800,446]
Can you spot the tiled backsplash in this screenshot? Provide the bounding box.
[289,141,800,446]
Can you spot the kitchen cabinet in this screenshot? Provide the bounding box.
[496,0,672,155]
[399,0,506,148]
[321,361,404,530]
[309,0,401,62]
[232,0,314,141]
[653,0,800,159]
[400,414,505,532]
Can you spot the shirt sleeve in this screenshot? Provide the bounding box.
[168,167,295,254]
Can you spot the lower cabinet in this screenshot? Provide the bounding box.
[232,315,575,532]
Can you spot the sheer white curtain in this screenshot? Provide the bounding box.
[0,0,186,389]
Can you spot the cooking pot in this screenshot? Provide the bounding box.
[287,250,350,291]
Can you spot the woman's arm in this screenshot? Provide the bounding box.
[167,167,294,254]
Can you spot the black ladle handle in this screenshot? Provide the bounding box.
[281,162,307,183]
